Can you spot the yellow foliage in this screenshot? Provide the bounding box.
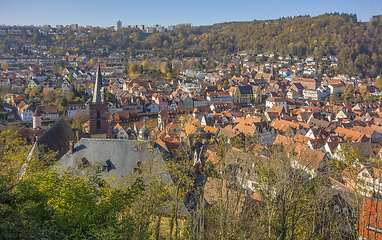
[142,60,149,71]
[88,59,95,66]
[1,61,9,70]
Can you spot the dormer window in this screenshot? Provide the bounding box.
[343,207,349,215]
[102,159,113,172]
[102,164,108,172]
[334,205,340,212]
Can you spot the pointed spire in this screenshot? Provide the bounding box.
[92,64,103,103]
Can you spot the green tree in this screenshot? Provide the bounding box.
[106,91,116,102]
[0,130,144,239]
[375,76,382,90]
[25,87,32,95]
[61,97,68,106]
[67,72,73,83]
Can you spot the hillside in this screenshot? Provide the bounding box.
[1,13,382,77]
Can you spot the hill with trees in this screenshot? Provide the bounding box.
[1,13,382,77]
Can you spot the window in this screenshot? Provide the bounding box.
[334,205,340,212]
[97,111,101,118]
[343,207,349,215]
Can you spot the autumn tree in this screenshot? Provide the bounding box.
[163,40,169,48]
[1,61,9,71]
[141,60,149,71]
[88,58,95,67]
[129,63,138,74]
[188,58,196,69]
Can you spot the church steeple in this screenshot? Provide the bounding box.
[92,64,103,103]
[89,63,109,138]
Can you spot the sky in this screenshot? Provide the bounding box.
[1,0,381,28]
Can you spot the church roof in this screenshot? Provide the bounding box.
[33,109,41,117]
[34,117,76,159]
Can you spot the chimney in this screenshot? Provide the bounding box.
[69,141,74,154]
[76,131,79,143]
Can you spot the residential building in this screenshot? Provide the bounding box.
[210,102,228,113]
[67,103,88,119]
[303,89,322,100]
[293,77,321,90]
[206,92,221,104]
[37,105,59,120]
[19,105,34,121]
[193,96,208,107]
[113,123,128,139]
[145,102,159,113]
[182,95,194,108]
[218,91,233,103]
[317,86,331,99]
[287,90,299,101]
[328,83,345,95]
[168,101,177,110]
[266,97,287,110]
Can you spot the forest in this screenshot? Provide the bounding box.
[1,13,382,77]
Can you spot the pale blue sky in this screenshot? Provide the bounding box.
[1,0,381,27]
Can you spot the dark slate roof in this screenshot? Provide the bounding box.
[58,138,192,216]
[35,117,76,159]
[238,85,253,94]
[308,118,330,128]
[59,138,169,179]
[291,82,304,90]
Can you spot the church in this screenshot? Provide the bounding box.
[29,64,114,162]
[88,64,114,139]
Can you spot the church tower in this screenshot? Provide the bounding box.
[89,64,108,137]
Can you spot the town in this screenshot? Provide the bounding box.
[1,18,382,239]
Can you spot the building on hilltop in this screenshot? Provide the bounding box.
[115,20,122,31]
